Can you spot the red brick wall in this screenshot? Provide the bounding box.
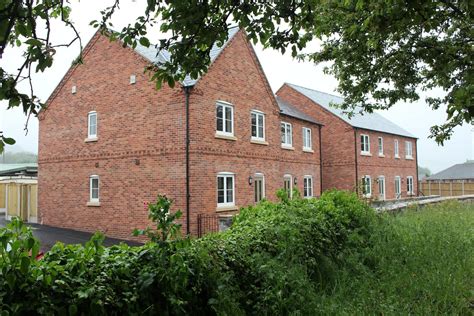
[39,31,322,239]
[187,32,321,235]
[276,85,356,191]
[276,84,418,200]
[355,129,418,200]
[39,33,187,239]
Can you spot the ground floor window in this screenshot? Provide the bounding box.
[362,175,371,197]
[303,176,313,198]
[284,175,292,199]
[378,176,385,200]
[89,175,99,202]
[254,174,265,203]
[407,176,414,195]
[217,173,235,206]
[395,176,401,199]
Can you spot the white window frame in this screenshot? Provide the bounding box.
[89,175,99,203]
[251,110,265,141]
[395,176,401,199]
[405,141,413,159]
[360,134,370,154]
[362,175,372,197]
[281,122,293,148]
[216,101,234,136]
[378,176,385,200]
[407,176,414,195]
[302,127,312,151]
[88,111,97,139]
[378,137,384,156]
[303,175,313,198]
[394,139,399,158]
[217,172,235,207]
[283,174,293,198]
[253,173,265,203]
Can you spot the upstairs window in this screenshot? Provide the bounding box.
[303,176,313,198]
[394,139,399,158]
[281,122,293,147]
[378,137,384,156]
[216,101,234,136]
[217,172,235,207]
[405,141,413,159]
[88,111,97,139]
[251,111,265,141]
[302,127,312,150]
[362,175,371,197]
[360,134,370,154]
[89,175,99,202]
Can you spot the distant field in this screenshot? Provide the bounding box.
[316,200,474,314]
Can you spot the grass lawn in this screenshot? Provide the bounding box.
[315,200,474,315]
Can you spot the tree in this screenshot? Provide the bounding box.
[418,166,432,179]
[1,0,472,152]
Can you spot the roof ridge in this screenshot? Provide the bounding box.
[286,82,344,100]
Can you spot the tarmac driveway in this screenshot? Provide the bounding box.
[0,217,141,251]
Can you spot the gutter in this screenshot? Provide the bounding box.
[318,125,323,195]
[353,128,359,194]
[415,139,419,196]
[184,86,192,235]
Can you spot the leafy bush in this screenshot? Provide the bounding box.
[3,192,470,314]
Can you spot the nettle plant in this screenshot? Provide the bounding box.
[133,195,182,243]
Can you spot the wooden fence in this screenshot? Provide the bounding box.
[419,180,474,197]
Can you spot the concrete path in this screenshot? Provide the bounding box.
[0,217,141,251]
[375,194,474,212]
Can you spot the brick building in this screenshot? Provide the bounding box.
[277,83,418,200]
[38,29,323,239]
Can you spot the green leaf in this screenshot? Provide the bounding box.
[139,37,150,47]
[2,137,16,145]
[20,256,30,274]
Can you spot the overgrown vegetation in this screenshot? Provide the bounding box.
[0,192,472,315]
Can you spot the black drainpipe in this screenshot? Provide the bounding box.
[353,128,359,194]
[318,125,323,196]
[415,139,419,196]
[184,86,192,235]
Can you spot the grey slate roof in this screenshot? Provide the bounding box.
[286,83,416,138]
[0,163,38,176]
[427,161,474,180]
[276,97,322,125]
[134,27,240,87]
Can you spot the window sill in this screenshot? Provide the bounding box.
[378,154,385,158]
[281,144,294,151]
[361,152,372,156]
[405,156,414,160]
[215,133,237,141]
[303,148,314,153]
[394,155,400,159]
[250,138,268,145]
[84,137,98,143]
[216,205,239,212]
[87,201,101,207]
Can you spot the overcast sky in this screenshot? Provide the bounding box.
[0,1,472,173]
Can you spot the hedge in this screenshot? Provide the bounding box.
[0,190,376,315]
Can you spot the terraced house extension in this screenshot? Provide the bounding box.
[38,29,323,239]
[277,83,418,200]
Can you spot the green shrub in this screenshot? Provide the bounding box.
[4,192,470,314]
